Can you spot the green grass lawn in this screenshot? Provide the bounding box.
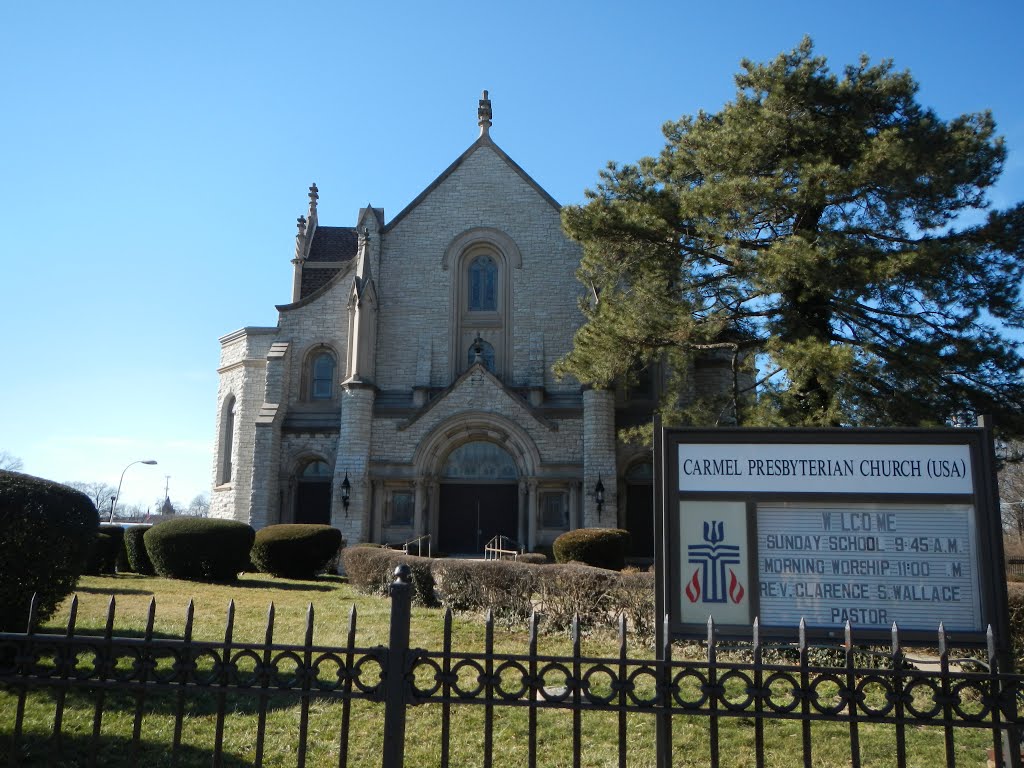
[0,574,1001,767]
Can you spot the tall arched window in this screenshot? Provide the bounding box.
[221,396,236,484]
[311,352,335,400]
[468,254,498,311]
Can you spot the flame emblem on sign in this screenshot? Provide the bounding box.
[687,520,744,604]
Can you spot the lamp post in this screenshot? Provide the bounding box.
[111,460,158,522]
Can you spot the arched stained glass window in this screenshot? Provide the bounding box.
[442,441,518,480]
[468,254,497,311]
[311,352,335,400]
[301,460,331,478]
[467,338,496,373]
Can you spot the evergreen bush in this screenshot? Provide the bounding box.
[144,517,254,582]
[0,470,98,631]
[432,559,537,623]
[250,524,344,579]
[84,524,124,575]
[552,528,631,571]
[122,525,154,575]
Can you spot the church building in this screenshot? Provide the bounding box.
[210,93,660,555]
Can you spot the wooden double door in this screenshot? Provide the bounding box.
[438,484,518,554]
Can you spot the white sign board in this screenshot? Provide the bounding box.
[679,443,972,495]
[756,503,982,631]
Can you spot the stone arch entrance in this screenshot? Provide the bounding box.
[413,412,541,554]
[437,441,518,554]
[295,458,332,525]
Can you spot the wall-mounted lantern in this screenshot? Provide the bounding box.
[341,472,351,514]
[594,475,605,517]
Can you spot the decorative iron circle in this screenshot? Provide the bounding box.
[580,664,617,706]
[949,679,992,721]
[625,665,660,707]
[408,655,443,697]
[717,669,755,712]
[229,649,263,687]
[449,658,486,699]
[807,673,847,716]
[903,678,942,719]
[760,671,800,714]
[856,674,895,717]
[350,654,384,695]
[671,668,709,709]
[536,662,573,703]
[493,659,530,701]
[270,650,305,688]
[310,652,346,692]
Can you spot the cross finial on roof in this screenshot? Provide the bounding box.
[308,183,319,214]
[296,215,306,236]
[478,90,492,137]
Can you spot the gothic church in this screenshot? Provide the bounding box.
[210,93,659,555]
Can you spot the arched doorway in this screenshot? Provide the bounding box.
[295,459,332,525]
[438,442,518,554]
[625,461,654,558]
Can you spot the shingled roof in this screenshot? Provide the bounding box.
[306,226,358,262]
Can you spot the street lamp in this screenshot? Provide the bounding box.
[111,460,158,522]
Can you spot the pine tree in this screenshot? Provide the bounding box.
[557,38,1024,436]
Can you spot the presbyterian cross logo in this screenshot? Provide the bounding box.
[686,520,745,604]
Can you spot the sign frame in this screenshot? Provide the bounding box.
[654,419,1011,648]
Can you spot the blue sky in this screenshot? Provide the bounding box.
[2,0,1022,510]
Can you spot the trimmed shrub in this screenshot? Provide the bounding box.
[0,470,98,631]
[607,569,656,640]
[553,528,631,571]
[433,559,537,623]
[123,525,154,575]
[518,552,548,565]
[340,547,437,606]
[84,533,117,575]
[251,524,344,579]
[342,545,401,596]
[84,524,125,575]
[144,518,254,582]
[536,563,616,631]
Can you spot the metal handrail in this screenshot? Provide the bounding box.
[483,534,523,560]
[402,533,431,558]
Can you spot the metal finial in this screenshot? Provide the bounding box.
[478,90,492,137]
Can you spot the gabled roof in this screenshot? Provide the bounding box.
[399,361,557,433]
[384,134,562,233]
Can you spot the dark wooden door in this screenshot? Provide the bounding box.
[626,483,654,558]
[438,484,518,554]
[295,482,331,525]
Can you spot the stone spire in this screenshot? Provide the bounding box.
[478,90,492,138]
[307,182,319,220]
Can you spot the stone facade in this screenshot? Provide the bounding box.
[211,94,664,556]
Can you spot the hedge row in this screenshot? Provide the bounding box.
[340,547,654,637]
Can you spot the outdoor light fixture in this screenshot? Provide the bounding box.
[341,472,351,514]
[594,476,605,516]
[111,459,158,523]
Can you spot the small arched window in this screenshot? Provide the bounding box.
[310,351,335,400]
[468,254,498,311]
[221,396,236,484]
[467,338,496,373]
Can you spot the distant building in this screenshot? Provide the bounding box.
[210,93,736,555]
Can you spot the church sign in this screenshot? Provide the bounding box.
[654,422,1010,645]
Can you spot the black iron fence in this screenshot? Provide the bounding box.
[1,566,1023,767]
